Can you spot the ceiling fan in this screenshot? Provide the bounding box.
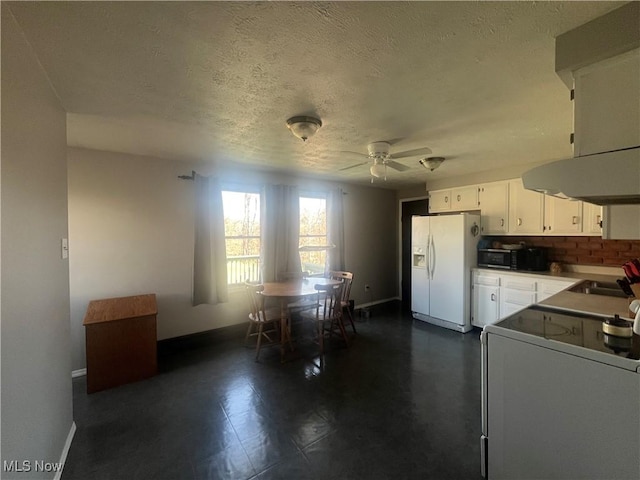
[339,141,432,181]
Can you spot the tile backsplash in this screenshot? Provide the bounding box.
[487,236,640,267]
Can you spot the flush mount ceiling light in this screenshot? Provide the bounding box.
[286,116,322,142]
[419,156,445,172]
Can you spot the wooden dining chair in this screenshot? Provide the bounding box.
[243,281,290,361]
[301,282,349,355]
[329,271,356,334]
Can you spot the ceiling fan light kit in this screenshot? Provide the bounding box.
[286,115,322,141]
[370,162,387,180]
[340,141,433,182]
[419,156,445,171]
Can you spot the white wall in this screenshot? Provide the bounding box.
[1,5,74,476]
[68,148,398,370]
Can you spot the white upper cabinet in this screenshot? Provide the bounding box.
[479,181,509,235]
[428,179,602,236]
[429,186,479,213]
[451,185,479,211]
[428,189,451,212]
[508,179,545,234]
[544,196,583,235]
[573,49,640,156]
[582,202,603,235]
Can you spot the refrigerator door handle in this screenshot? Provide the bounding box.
[429,234,436,279]
[481,435,488,478]
[426,235,431,279]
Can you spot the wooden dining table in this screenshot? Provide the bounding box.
[261,277,342,362]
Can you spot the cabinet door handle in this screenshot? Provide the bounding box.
[457,194,461,201]
[517,218,522,226]
[490,293,496,301]
[500,218,504,227]
[444,196,449,203]
[596,215,602,228]
[572,216,579,225]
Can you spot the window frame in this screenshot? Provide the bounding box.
[298,192,332,276]
[221,187,262,287]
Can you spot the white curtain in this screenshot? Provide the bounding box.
[193,174,228,306]
[327,187,345,272]
[261,184,302,282]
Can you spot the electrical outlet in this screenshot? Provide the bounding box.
[364,284,370,292]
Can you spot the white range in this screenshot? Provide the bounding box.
[481,303,640,479]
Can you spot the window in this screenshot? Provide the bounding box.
[221,190,261,285]
[299,195,329,275]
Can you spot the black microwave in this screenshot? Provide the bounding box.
[478,247,549,271]
[478,248,526,270]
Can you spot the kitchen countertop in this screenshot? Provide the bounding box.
[539,290,633,320]
[474,267,621,283]
[474,267,634,320]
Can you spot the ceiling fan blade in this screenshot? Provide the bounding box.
[385,160,411,172]
[339,161,369,171]
[392,146,433,159]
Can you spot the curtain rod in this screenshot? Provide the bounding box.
[177,171,348,194]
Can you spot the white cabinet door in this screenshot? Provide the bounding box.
[544,196,583,234]
[508,179,544,234]
[603,205,640,240]
[498,274,537,319]
[479,181,509,235]
[537,279,575,302]
[582,202,603,236]
[451,185,479,211]
[472,284,500,328]
[574,49,640,156]
[428,189,451,213]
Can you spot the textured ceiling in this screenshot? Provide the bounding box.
[7,1,625,189]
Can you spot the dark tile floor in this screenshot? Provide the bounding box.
[63,302,483,480]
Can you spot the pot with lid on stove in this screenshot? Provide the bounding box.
[602,315,633,338]
[602,315,634,354]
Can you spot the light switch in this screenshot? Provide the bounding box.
[61,238,69,259]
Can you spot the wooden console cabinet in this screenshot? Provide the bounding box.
[83,294,158,393]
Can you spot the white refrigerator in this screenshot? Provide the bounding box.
[411,213,481,333]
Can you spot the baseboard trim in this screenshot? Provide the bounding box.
[55,421,76,480]
[71,368,86,378]
[157,322,248,356]
[355,297,400,309]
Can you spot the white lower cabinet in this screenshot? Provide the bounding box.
[537,279,575,302]
[500,287,537,318]
[472,269,576,327]
[471,272,500,328]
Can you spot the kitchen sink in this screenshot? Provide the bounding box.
[567,280,628,298]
